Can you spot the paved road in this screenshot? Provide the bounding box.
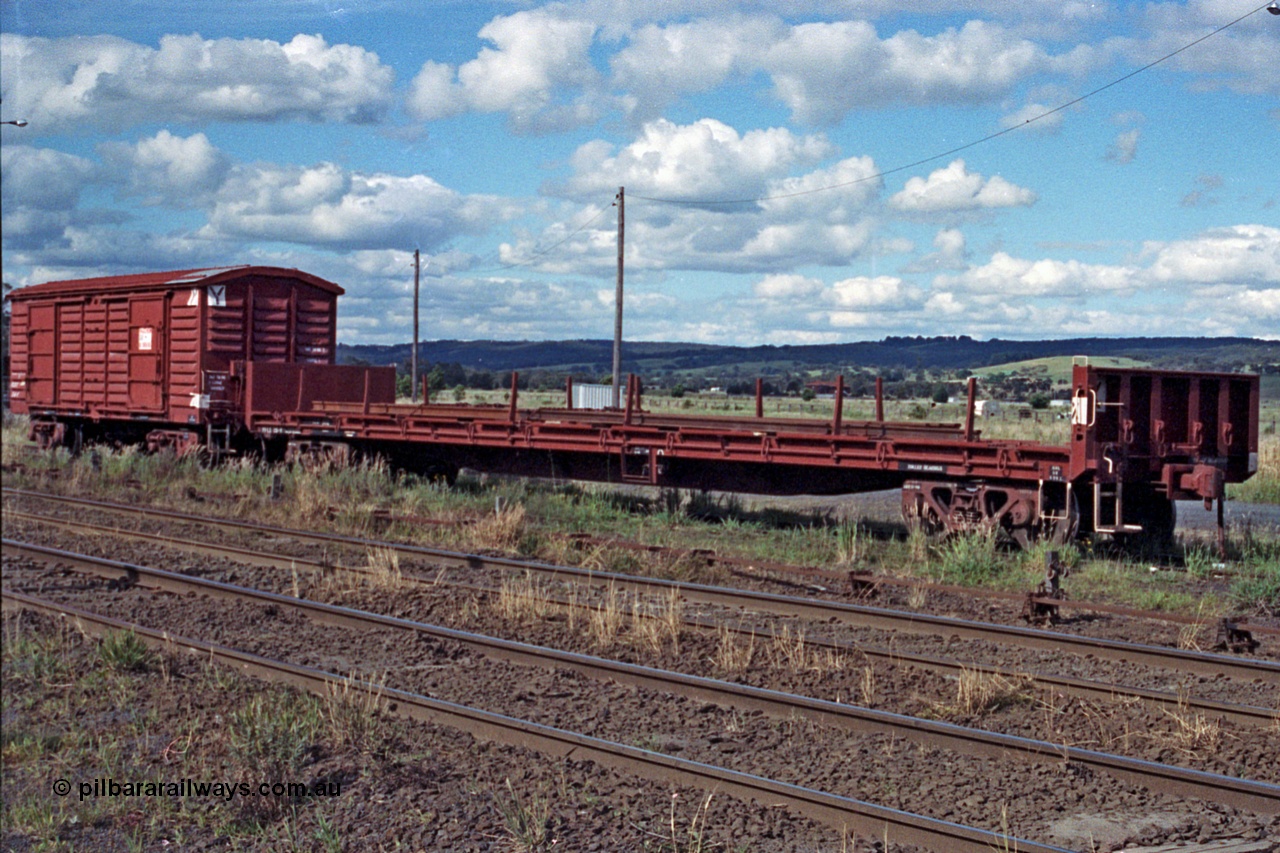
[1176,499,1280,533]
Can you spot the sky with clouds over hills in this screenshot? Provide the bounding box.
[1,0,1277,346]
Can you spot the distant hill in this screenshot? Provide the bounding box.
[338,336,1279,375]
[971,356,1151,384]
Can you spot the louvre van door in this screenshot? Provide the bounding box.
[128,297,165,410]
[26,304,57,405]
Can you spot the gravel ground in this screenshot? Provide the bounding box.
[5,515,1277,766]
[3,523,1278,852]
[1,610,854,853]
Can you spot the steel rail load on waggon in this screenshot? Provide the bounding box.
[5,266,1262,548]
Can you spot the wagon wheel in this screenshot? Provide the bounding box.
[1044,488,1081,546]
[1005,488,1079,551]
[901,498,945,539]
[1008,525,1034,551]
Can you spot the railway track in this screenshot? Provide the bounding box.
[4,537,1279,817]
[10,486,1275,640]
[6,508,1275,729]
[538,531,1280,635]
[0,590,1076,853]
[5,489,1277,686]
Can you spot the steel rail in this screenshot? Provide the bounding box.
[15,482,1270,637]
[4,538,1278,815]
[567,533,1280,637]
[5,488,1279,686]
[0,590,1072,853]
[6,509,1275,729]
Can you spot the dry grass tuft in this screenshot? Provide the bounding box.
[587,582,625,647]
[324,672,387,752]
[470,500,527,553]
[628,586,683,655]
[1158,708,1223,754]
[906,581,929,609]
[763,623,850,673]
[834,518,864,567]
[497,777,552,852]
[859,665,877,707]
[492,571,555,622]
[1153,692,1227,755]
[1176,621,1206,651]
[365,545,403,589]
[948,667,1034,715]
[906,526,930,565]
[711,624,755,673]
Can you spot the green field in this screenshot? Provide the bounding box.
[970,356,1150,385]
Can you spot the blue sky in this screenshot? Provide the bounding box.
[2,0,1277,346]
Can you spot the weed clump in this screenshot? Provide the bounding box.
[227,692,323,820]
[97,630,153,673]
[932,529,1007,586]
[470,500,529,553]
[932,667,1035,717]
[496,777,552,852]
[1230,565,1280,616]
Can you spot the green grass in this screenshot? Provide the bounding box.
[1069,559,1214,614]
[1230,568,1280,616]
[931,529,1007,586]
[971,356,1149,384]
[1228,434,1280,505]
[0,610,384,851]
[98,630,154,673]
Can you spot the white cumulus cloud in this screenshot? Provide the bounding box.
[99,130,230,207]
[0,33,394,132]
[753,273,825,299]
[558,117,834,201]
[203,161,516,251]
[1105,128,1141,165]
[938,251,1135,297]
[609,15,785,121]
[407,10,599,132]
[889,160,1037,213]
[764,20,1051,125]
[1146,225,1280,284]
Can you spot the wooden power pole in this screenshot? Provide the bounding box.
[612,187,624,408]
[412,249,420,403]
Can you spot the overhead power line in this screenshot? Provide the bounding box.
[468,203,614,274]
[628,2,1276,208]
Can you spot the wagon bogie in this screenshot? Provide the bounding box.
[901,479,1079,547]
